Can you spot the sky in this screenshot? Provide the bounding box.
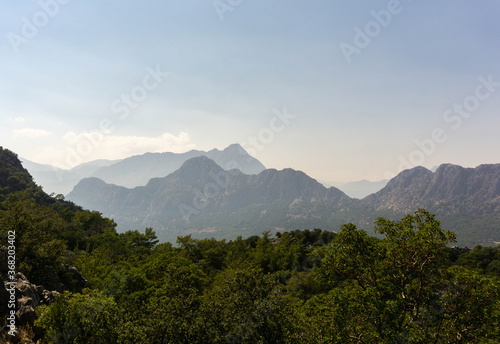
[1,0,499,184]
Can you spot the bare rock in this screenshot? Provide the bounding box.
[16,276,41,306]
[63,264,88,293]
[16,296,37,325]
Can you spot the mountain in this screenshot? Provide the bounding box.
[68,156,354,243]
[21,158,120,195]
[20,144,265,195]
[335,179,389,199]
[362,164,500,215]
[91,144,266,188]
[68,159,500,246]
[360,164,500,246]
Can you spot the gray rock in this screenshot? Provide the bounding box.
[16,278,41,306]
[16,296,37,325]
[63,264,88,293]
[0,263,84,327]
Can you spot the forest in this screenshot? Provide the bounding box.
[1,147,500,343]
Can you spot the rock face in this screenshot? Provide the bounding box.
[63,264,89,294]
[0,246,87,327]
[0,271,59,327]
[11,272,60,326]
[362,164,500,216]
[0,274,9,315]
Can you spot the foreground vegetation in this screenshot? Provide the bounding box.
[1,147,500,343]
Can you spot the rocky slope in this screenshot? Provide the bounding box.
[362,164,500,216]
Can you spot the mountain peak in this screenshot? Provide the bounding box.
[224,143,247,154]
[169,156,226,185]
[205,144,266,173]
[386,166,433,187]
[179,155,222,170]
[434,163,469,174]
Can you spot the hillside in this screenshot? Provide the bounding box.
[0,147,121,340]
[359,163,500,246]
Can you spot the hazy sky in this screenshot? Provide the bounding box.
[1,1,499,183]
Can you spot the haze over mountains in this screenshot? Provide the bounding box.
[21,158,119,196]
[22,144,266,195]
[23,144,385,198]
[62,145,500,247]
[18,144,500,247]
[68,156,355,243]
[329,179,389,199]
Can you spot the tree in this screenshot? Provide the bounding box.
[200,268,293,343]
[35,290,119,344]
[0,197,68,288]
[299,209,458,343]
[430,265,500,342]
[455,245,500,277]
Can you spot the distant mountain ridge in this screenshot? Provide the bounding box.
[22,144,266,195]
[361,164,500,215]
[20,158,121,196]
[92,143,265,188]
[67,155,500,246]
[68,156,354,242]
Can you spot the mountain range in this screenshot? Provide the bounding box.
[67,156,355,243]
[22,144,266,195]
[20,158,119,196]
[66,150,500,246]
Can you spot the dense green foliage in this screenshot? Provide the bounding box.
[1,147,500,343]
[296,210,500,343]
[32,212,500,343]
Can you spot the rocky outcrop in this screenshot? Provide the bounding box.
[0,274,9,315]
[62,264,88,294]
[0,271,59,327]
[12,272,60,325]
[0,247,87,327]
